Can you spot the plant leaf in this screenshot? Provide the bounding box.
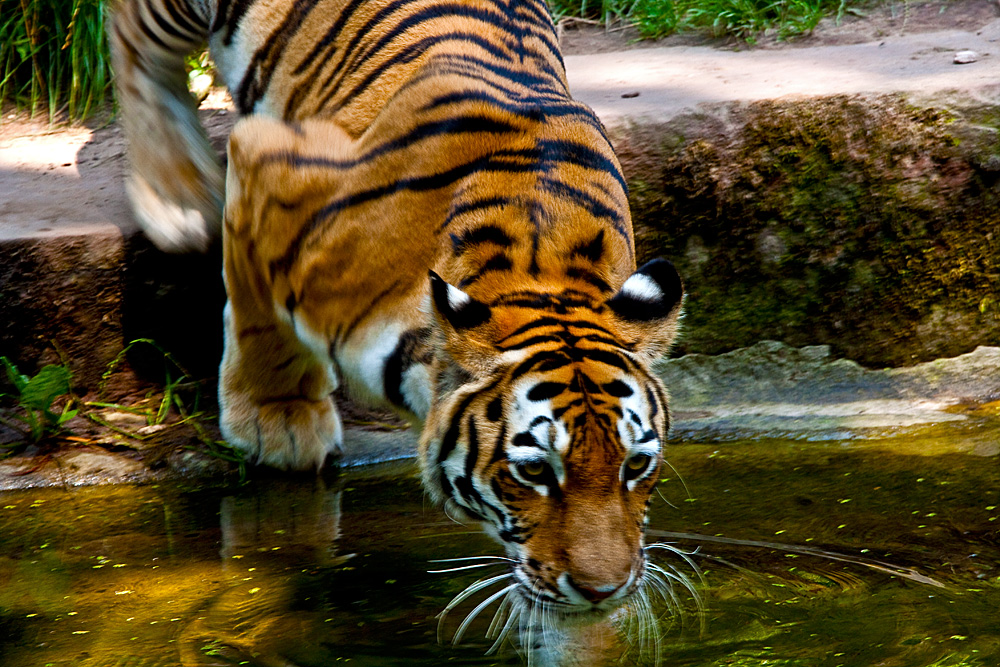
[1,356,30,394]
[21,365,72,411]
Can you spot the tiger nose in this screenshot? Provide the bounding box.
[569,577,623,604]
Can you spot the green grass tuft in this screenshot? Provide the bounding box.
[0,0,112,121]
[549,0,850,42]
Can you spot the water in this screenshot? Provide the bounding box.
[1,428,998,666]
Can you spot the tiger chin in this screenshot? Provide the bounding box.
[110,0,690,646]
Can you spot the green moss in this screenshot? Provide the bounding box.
[623,94,1000,366]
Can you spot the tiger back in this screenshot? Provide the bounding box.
[111,0,686,629]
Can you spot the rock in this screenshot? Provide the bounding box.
[660,341,1000,442]
[954,50,978,64]
[613,93,1000,366]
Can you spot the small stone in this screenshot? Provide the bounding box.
[954,50,978,64]
[621,91,640,99]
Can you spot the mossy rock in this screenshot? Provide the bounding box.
[612,93,1000,367]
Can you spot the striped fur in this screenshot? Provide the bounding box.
[111,0,685,618]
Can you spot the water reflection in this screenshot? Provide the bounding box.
[179,477,352,666]
[1,434,999,666]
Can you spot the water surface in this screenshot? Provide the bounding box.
[1,428,998,666]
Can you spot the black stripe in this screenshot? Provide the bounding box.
[235,0,324,113]
[293,0,366,75]
[148,3,190,42]
[440,197,512,232]
[458,253,513,288]
[366,115,518,162]
[486,397,503,422]
[269,149,544,276]
[453,476,485,520]
[382,328,424,411]
[646,386,658,416]
[136,16,170,50]
[509,351,571,383]
[436,378,502,465]
[603,380,634,397]
[339,280,400,342]
[539,176,629,243]
[565,266,612,293]
[495,317,612,346]
[438,393,478,465]
[497,334,563,352]
[538,140,626,193]
[573,348,630,372]
[162,0,205,36]
[637,429,658,444]
[210,0,232,33]
[527,382,566,401]
[451,224,514,255]
[464,415,480,480]
[490,422,508,464]
[320,30,554,113]
[216,0,256,44]
[571,230,606,263]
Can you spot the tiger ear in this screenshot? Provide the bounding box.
[428,271,496,373]
[428,271,492,330]
[606,258,685,360]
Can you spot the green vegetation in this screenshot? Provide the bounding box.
[0,357,78,443]
[0,341,245,479]
[550,0,850,42]
[0,0,112,120]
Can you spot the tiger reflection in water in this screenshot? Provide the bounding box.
[176,476,698,666]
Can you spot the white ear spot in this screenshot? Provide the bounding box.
[446,283,471,310]
[620,273,663,303]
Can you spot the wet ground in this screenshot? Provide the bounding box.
[2,424,998,667]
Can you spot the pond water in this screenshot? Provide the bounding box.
[1,428,998,666]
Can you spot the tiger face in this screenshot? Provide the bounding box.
[422,259,682,614]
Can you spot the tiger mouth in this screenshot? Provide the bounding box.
[512,565,640,615]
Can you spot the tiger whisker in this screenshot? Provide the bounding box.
[655,485,679,510]
[437,572,512,644]
[645,562,688,613]
[428,562,508,574]
[439,572,511,616]
[428,555,517,563]
[661,457,693,501]
[486,588,514,640]
[452,582,519,645]
[486,593,521,655]
[523,595,538,667]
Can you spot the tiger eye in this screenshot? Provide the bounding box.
[623,454,652,483]
[626,454,650,470]
[521,461,546,478]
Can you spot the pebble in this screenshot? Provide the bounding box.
[954,50,978,64]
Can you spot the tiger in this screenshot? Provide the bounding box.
[110,0,686,633]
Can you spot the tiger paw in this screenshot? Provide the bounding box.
[220,395,344,471]
[126,174,221,253]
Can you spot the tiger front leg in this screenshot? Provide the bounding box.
[219,301,344,471]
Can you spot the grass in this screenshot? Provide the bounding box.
[549,0,852,42]
[0,0,112,121]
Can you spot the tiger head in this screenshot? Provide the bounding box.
[420,258,683,615]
